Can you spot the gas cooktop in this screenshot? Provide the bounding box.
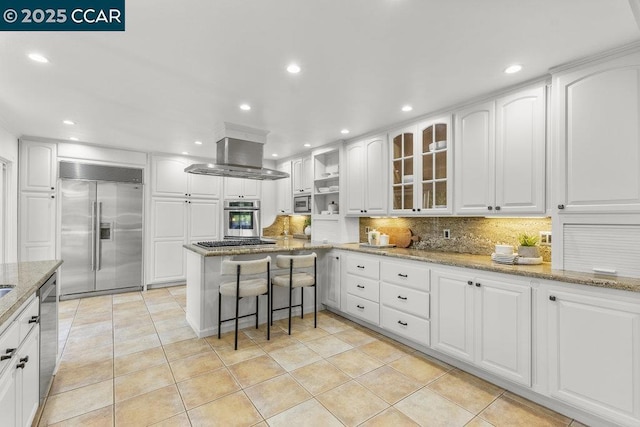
[195,239,277,248]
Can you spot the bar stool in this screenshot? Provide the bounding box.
[270,253,317,335]
[218,256,271,350]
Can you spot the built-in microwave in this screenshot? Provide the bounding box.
[293,195,311,213]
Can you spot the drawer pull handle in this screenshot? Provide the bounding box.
[19,356,28,364]
[356,305,365,309]
[397,320,408,326]
[357,285,365,289]
[398,273,408,278]
[28,315,39,324]
[549,295,556,301]
[16,362,25,369]
[397,295,407,300]
[1,348,16,361]
[356,265,365,269]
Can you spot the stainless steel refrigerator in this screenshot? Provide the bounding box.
[59,162,143,298]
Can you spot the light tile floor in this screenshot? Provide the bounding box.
[37,286,589,426]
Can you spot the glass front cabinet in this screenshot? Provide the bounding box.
[389,116,452,215]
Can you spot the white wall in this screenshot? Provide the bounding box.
[0,126,19,262]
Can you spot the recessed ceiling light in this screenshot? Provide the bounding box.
[69,137,79,141]
[303,143,311,147]
[401,105,413,112]
[504,64,522,74]
[272,153,278,157]
[240,104,251,111]
[182,151,189,155]
[287,63,301,74]
[63,120,75,125]
[28,53,49,63]
[194,140,203,145]
[341,129,350,135]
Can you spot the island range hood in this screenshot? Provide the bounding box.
[184,123,289,181]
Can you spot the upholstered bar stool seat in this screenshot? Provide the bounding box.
[218,256,271,350]
[271,253,317,335]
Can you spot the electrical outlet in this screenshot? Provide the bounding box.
[443,229,451,239]
[365,226,370,234]
[540,231,552,246]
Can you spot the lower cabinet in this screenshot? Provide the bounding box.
[432,267,531,386]
[544,285,640,426]
[322,251,341,310]
[344,255,380,325]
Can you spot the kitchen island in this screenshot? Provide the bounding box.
[184,239,331,337]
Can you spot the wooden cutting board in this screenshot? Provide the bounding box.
[375,227,414,248]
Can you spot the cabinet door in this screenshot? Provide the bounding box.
[150,198,186,283]
[555,52,640,213]
[474,276,531,386]
[276,162,292,214]
[242,179,261,199]
[18,328,39,427]
[323,252,341,309]
[389,126,417,214]
[20,192,56,261]
[0,363,17,427]
[19,140,57,192]
[223,177,244,198]
[188,199,220,243]
[152,157,189,197]
[189,174,222,198]
[302,156,313,193]
[345,142,364,214]
[495,86,546,214]
[454,101,495,215]
[547,289,640,425]
[365,137,387,214]
[292,158,303,193]
[431,269,474,362]
[418,117,452,214]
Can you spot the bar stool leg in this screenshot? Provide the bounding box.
[288,259,293,335]
[234,265,240,351]
[267,263,271,341]
[314,257,317,328]
[218,291,222,339]
[255,295,259,329]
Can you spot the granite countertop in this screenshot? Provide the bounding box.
[0,260,62,326]
[183,238,332,257]
[337,243,640,293]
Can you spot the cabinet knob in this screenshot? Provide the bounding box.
[487,206,493,211]
[467,280,473,286]
[549,295,556,301]
[51,187,55,190]
[475,282,481,287]
[417,208,421,212]
[185,193,188,196]
[360,210,364,213]
[335,256,339,260]
[188,201,191,204]
[50,195,55,199]
[397,320,408,326]
[412,208,416,212]
[557,204,565,210]
[495,206,501,211]
[185,200,188,203]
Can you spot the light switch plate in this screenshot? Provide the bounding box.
[539,231,552,246]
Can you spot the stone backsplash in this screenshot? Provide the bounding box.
[263,215,310,237]
[360,216,552,261]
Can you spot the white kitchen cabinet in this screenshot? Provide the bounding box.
[344,254,380,325]
[432,267,531,386]
[19,192,56,262]
[224,177,261,199]
[455,85,545,215]
[345,136,387,215]
[188,199,221,243]
[553,51,640,214]
[292,156,312,194]
[16,328,39,427]
[390,117,452,215]
[0,360,17,427]
[276,161,292,214]
[323,251,341,310]
[545,286,640,426]
[152,156,221,198]
[19,140,57,193]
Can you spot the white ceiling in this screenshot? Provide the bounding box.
[0,0,638,160]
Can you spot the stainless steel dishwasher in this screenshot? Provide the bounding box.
[38,273,57,403]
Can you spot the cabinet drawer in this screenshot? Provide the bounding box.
[346,294,380,325]
[0,321,19,375]
[346,256,379,280]
[17,298,39,342]
[381,261,430,291]
[381,283,430,319]
[346,275,379,303]
[381,306,430,347]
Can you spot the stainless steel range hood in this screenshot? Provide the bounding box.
[185,124,289,180]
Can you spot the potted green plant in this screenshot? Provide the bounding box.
[303,217,311,237]
[518,233,540,258]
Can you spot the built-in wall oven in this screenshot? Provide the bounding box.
[224,200,261,239]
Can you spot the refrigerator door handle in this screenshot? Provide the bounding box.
[96,202,102,271]
[91,201,96,271]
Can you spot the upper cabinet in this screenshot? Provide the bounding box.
[390,116,452,215]
[19,140,57,193]
[152,156,221,198]
[223,177,261,199]
[554,51,640,214]
[455,85,546,215]
[292,156,312,194]
[345,135,387,215]
[276,161,293,214]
